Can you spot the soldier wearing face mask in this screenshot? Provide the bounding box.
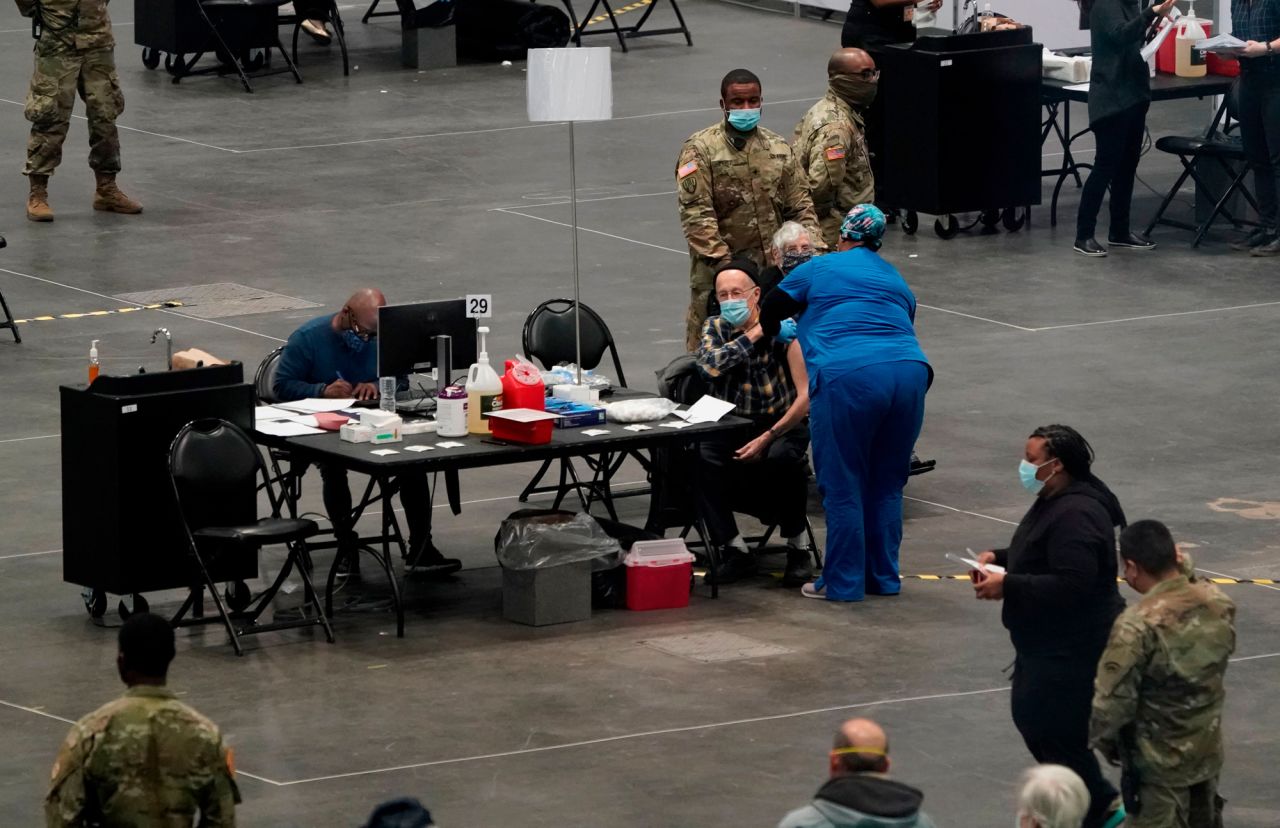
[676,68,824,353]
[793,49,881,250]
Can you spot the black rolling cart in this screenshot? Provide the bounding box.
[134,0,301,92]
[60,364,256,621]
[875,28,1043,239]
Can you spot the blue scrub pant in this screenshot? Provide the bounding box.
[809,360,928,601]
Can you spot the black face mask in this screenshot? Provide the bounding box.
[829,73,878,107]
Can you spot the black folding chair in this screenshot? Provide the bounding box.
[518,298,649,519]
[177,0,303,93]
[0,236,16,344]
[566,0,692,52]
[168,418,334,655]
[280,0,350,75]
[1145,80,1262,247]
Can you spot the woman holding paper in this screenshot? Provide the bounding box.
[971,424,1127,828]
[1073,0,1178,257]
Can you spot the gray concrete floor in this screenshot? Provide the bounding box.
[1,1,1278,825]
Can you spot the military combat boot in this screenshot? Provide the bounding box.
[92,173,143,214]
[27,174,53,222]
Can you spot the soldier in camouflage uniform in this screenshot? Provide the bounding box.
[676,68,824,352]
[46,613,240,827]
[16,0,142,222]
[792,49,879,250]
[1090,520,1236,828]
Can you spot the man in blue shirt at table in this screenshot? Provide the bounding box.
[274,288,461,575]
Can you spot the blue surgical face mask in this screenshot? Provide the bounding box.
[1018,459,1055,495]
[781,250,813,273]
[726,107,761,132]
[719,298,750,327]
[342,329,370,353]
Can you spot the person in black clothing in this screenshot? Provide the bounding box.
[1231,0,1280,256]
[1073,0,1177,257]
[841,0,941,48]
[970,425,1127,828]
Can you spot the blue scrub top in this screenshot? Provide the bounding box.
[777,247,929,387]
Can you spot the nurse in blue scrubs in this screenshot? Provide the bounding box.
[759,204,931,602]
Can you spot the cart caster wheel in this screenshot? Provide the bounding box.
[980,209,1000,228]
[142,48,161,70]
[1002,207,1026,232]
[82,587,107,619]
[118,593,150,621]
[244,49,266,72]
[901,210,919,235]
[225,581,252,613]
[934,215,959,239]
[164,53,187,77]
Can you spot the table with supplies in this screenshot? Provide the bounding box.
[1040,73,1234,226]
[254,405,751,634]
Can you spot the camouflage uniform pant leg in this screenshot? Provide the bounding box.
[1129,778,1227,828]
[77,48,124,174]
[685,287,711,353]
[23,51,83,177]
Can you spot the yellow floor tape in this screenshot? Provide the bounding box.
[14,301,183,325]
[585,0,652,27]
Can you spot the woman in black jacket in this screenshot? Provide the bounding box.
[971,425,1127,828]
[1073,0,1176,257]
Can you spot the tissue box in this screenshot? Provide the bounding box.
[359,410,402,444]
[1043,52,1090,83]
[340,423,374,443]
[545,399,607,429]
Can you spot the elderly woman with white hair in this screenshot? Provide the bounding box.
[1018,765,1091,828]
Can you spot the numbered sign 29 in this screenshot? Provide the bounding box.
[466,294,492,319]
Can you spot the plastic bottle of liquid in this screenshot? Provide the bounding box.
[465,326,503,435]
[89,340,100,384]
[977,2,997,31]
[379,376,396,412]
[1176,2,1208,78]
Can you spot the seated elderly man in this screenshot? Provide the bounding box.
[778,718,936,828]
[273,288,460,576]
[694,259,813,586]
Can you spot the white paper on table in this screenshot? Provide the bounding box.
[581,429,611,436]
[255,406,297,422]
[623,424,652,432]
[659,421,693,430]
[289,415,319,427]
[255,420,326,437]
[485,408,562,423]
[275,398,357,414]
[678,395,737,424]
[404,445,436,453]
[370,448,400,456]
[945,552,1007,575]
[1063,82,1090,92]
[436,441,466,448]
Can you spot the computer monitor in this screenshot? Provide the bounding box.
[377,299,478,382]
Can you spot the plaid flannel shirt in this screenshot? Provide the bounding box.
[1233,0,1280,74]
[694,315,795,418]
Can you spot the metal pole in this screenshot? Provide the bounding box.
[569,120,583,387]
